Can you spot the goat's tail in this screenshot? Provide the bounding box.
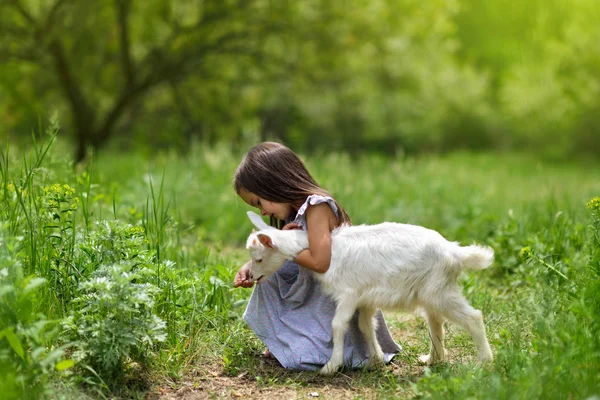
[454,244,494,270]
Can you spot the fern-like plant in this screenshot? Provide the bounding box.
[66,262,166,384]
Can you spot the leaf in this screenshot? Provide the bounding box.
[23,277,46,296]
[3,328,25,359]
[41,348,66,367]
[209,275,226,287]
[55,359,75,371]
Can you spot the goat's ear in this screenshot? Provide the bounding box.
[256,233,275,249]
[247,211,270,230]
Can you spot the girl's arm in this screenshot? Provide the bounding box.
[293,203,336,274]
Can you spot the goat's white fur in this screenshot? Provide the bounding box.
[245,211,494,375]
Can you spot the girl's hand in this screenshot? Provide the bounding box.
[282,222,301,230]
[233,262,254,288]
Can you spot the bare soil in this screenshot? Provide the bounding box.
[146,313,467,399]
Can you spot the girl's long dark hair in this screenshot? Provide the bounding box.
[234,142,350,228]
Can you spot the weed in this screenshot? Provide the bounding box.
[0,233,73,400]
[65,262,166,386]
[2,125,600,398]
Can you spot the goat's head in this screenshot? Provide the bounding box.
[245,211,289,283]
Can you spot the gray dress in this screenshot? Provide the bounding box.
[243,195,400,371]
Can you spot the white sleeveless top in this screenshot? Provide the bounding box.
[293,194,339,230]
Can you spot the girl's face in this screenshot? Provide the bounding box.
[239,188,296,221]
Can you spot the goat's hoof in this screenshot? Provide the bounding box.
[418,354,432,365]
[477,351,494,364]
[320,362,340,375]
[365,356,385,370]
[418,354,443,365]
[419,348,447,365]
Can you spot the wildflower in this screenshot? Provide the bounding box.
[125,226,145,237]
[586,197,600,211]
[63,184,75,196]
[7,183,15,192]
[520,246,533,262]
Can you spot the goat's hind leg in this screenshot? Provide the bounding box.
[321,297,358,375]
[419,310,447,364]
[358,306,384,369]
[442,296,493,363]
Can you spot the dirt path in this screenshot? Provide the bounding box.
[146,313,461,399]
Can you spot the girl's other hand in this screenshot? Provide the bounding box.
[282,222,301,230]
[233,263,254,288]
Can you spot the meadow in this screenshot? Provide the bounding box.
[1,128,599,399]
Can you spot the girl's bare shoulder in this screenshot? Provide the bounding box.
[304,202,338,231]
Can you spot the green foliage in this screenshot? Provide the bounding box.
[0,125,247,396]
[221,322,265,377]
[582,196,600,337]
[2,1,599,159]
[78,220,149,271]
[65,262,166,384]
[2,128,600,397]
[413,199,600,399]
[456,0,600,159]
[0,239,73,400]
[82,142,598,398]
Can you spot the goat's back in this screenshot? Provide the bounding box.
[319,222,474,310]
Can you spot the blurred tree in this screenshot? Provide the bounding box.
[0,0,293,161]
[0,0,495,158]
[1,0,597,159]
[498,0,600,158]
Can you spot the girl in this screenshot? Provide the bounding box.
[233,141,399,371]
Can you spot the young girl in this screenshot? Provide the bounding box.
[233,141,399,371]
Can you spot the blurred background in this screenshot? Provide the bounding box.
[1,3,600,397]
[1,0,599,162]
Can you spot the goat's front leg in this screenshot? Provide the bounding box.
[358,306,384,368]
[321,297,358,375]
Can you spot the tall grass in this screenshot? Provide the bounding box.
[413,199,600,399]
[1,128,599,398]
[0,129,242,397]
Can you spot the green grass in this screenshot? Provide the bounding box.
[0,132,599,399]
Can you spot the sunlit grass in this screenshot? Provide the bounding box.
[1,136,598,398]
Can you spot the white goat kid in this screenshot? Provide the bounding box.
[245,211,494,375]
